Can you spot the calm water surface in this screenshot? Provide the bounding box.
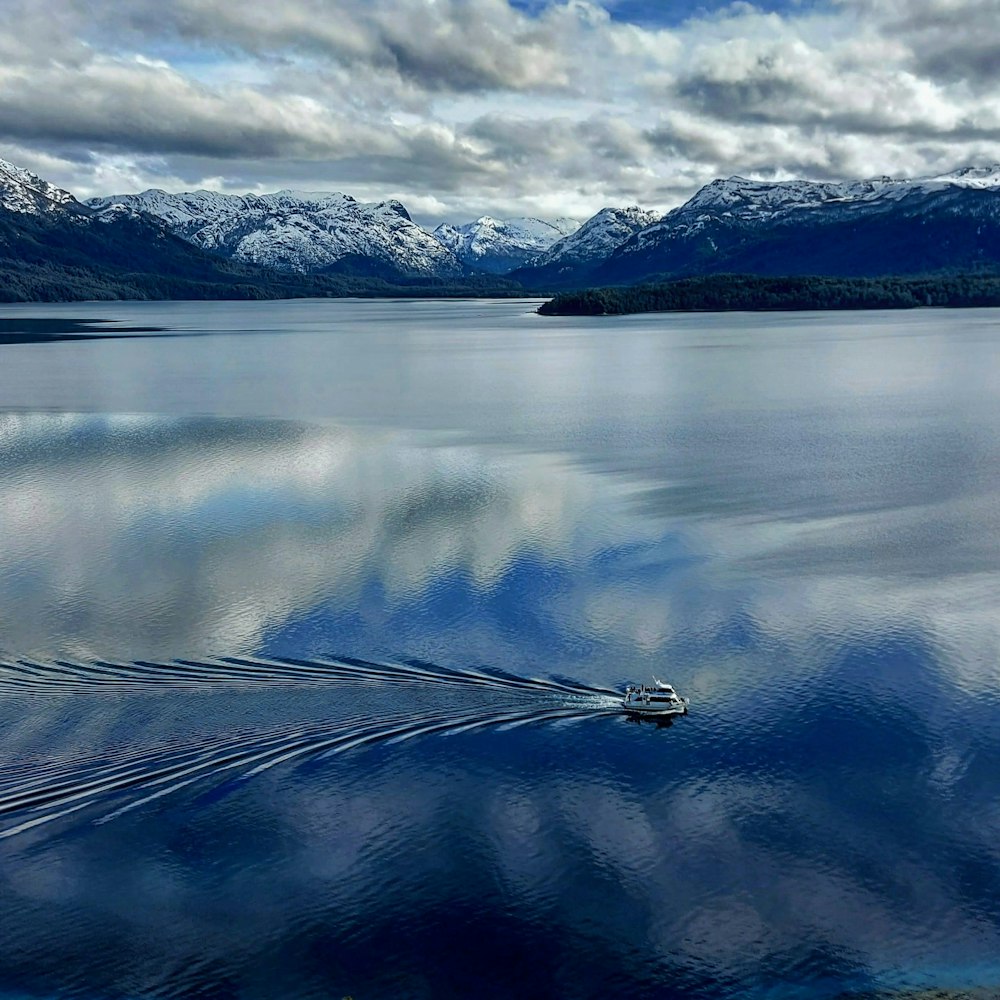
[1,299,1000,998]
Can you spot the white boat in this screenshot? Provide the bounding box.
[622,677,689,717]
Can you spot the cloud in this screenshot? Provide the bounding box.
[670,22,1000,141]
[0,55,407,159]
[840,0,1000,88]
[83,0,577,94]
[1,0,1000,221]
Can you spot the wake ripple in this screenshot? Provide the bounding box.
[0,654,621,699]
[0,654,624,840]
[0,703,617,841]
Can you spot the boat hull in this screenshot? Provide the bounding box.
[623,703,688,717]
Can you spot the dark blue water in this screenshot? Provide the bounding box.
[1,300,999,999]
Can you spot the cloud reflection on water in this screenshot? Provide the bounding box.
[1,406,999,705]
[4,712,994,1000]
[0,410,999,996]
[0,411,667,666]
[3,304,1000,997]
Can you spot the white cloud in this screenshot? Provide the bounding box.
[0,0,999,222]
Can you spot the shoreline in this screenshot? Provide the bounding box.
[538,273,1000,316]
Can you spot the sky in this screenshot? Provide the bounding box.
[1,0,999,225]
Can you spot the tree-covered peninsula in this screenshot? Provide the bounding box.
[537,274,1000,316]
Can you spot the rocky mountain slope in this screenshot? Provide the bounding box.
[0,159,81,216]
[588,168,1000,287]
[508,206,659,286]
[0,158,517,301]
[515,167,1000,289]
[0,158,282,300]
[88,189,466,279]
[431,215,579,273]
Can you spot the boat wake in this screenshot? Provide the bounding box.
[0,655,622,841]
[0,654,621,698]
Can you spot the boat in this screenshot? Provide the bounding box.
[622,677,689,717]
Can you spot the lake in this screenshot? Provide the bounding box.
[1,298,999,999]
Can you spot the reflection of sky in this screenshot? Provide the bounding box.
[10,407,992,707]
[2,302,1000,697]
[0,412,684,672]
[2,302,1000,997]
[2,696,999,1000]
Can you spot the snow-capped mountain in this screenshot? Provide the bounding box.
[0,158,83,216]
[88,189,465,278]
[7,150,1000,299]
[431,215,579,273]
[577,167,1000,287]
[0,158,286,300]
[641,167,1000,230]
[0,154,491,301]
[931,165,1000,189]
[536,207,661,265]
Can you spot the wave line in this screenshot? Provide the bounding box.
[0,703,617,841]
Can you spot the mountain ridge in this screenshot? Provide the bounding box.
[431,215,579,273]
[0,158,524,301]
[513,167,1000,289]
[595,171,1000,286]
[7,153,1000,300]
[508,205,660,286]
[88,188,464,279]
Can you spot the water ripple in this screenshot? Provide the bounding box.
[0,655,625,841]
[0,654,621,698]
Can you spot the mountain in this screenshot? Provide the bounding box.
[431,215,579,273]
[585,167,1000,287]
[88,189,465,279]
[0,158,292,301]
[508,206,660,286]
[10,152,1000,302]
[0,159,81,216]
[0,157,521,301]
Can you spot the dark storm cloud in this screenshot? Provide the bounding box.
[675,72,806,124]
[642,116,856,184]
[660,15,1000,152]
[466,115,646,171]
[672,67,1000,142]
[918,41,1000,87]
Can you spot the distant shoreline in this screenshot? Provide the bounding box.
[538,274,1000,316]
[0,317,171,343]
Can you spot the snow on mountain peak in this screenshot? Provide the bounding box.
[86,188,460,276]
[532,205,661,268]
[0,157,78,214]
[676,166,1000,223]
[372,199,411,221]
[682,176,851,214]
[430,214,581,273]
[926,165,1000,188]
